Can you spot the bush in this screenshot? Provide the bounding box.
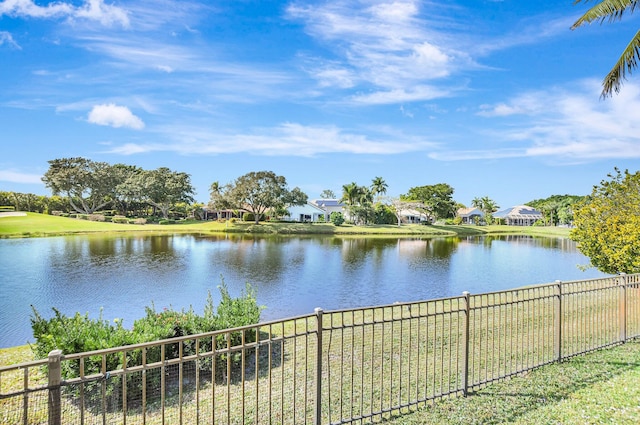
[242,212,262,222]
[159,219,175,225]
[132,218,147,225]
[112,215,128,224]
[88,214,106,222]
[30,278,263,408]
[330,212,345,226]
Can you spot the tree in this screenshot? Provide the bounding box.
[210,171,306,224]
[387,197,425,226]
[402,183,456,221]
[371,176,388,200]
[570,168,640,274]
[572,0,640,98]
[320,189,336,199]
[340,182,361,206]
[42,157,118,214]
[126,167,195,219]
[471,196,499,225]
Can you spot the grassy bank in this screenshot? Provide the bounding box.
[382,340,640,424]
[0,212,571,238]
[2,341,639,424]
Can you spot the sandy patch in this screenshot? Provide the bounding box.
[0,212,27,217]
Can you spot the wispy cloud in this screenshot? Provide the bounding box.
[0,169,43,184]
[103,122,436,157]
[431,80,640,162]
[87,104,145,129]
[0,31,21,49]
[0,0,130,27]
[287,0,470,102]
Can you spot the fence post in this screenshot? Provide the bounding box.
[462,292,471,396]
[554,281,562,362]
[619,273,627,343]
[314,307,324,425]
[48,349,62,425]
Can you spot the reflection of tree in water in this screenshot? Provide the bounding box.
[215,236,300,284]
[338,238,399,266]
[462,235,571,251]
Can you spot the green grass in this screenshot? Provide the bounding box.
[2,340,639,424]
[0,212,571,238]
[381,340,640,425]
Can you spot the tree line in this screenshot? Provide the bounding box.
[1,156,584,226]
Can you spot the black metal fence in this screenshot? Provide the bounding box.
[1,273,639,424]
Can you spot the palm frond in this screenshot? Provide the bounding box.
[571,0,638,29]
[601,29,640,97]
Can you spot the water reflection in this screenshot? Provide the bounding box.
[0,234,604,348]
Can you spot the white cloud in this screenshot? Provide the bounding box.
[0,0,129,27]
[103,122,436,157]
[433,80,640,162]
[0,169,43,184]
[350,85,449,105]
[287,0,474,100]
[87,104,145,129]
[0,31,21,49]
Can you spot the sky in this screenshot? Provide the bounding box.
[1,0,640,209]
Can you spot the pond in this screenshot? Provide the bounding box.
[0,233,606,348]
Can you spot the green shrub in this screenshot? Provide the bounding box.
[69,214,77,219]
[330,212,345,226]
[159,219,175,225]
[242,212,258,222]
[77,214,89,220]
[30,278,263,408]
[104,216,112,222]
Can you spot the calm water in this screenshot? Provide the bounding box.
[0,234,606,348]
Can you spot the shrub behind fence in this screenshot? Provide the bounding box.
[1,274,639,425]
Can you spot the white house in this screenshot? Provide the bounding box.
[309,199,347,221]
[284,203,327,222]
[399,209,430,224]
[456,207,484,224]
[494,205,542,226]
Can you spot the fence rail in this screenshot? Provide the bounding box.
[2,273,639,424]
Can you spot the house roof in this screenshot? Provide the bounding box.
[310,199,346,208]
[494,205,542,219]
[457,207,484,217]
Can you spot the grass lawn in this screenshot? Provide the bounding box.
[2,341,639,424]
[381,341,640,425]
[0,212,571,238]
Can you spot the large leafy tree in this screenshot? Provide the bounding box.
[139,168,195,219]
[570,168,640,274]
[572,0,640,97]
[210,171,306,224]
[42,157,118,214]
[402,183,456,221]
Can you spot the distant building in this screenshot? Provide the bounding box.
[456,207,484,224]
[283,203,327,222]
[309,199,347,221]
[494,205,542,226]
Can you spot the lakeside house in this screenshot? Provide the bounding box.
[398,209,430,224]
[283,202,327,222]
[456,207,484,224]
[494,205,543,226]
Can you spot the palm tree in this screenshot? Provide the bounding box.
[371,177,388,200]
[572,0,640,97]
[472,196,499,224]
[341,182,360,206]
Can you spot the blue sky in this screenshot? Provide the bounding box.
[1,0,640,208]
